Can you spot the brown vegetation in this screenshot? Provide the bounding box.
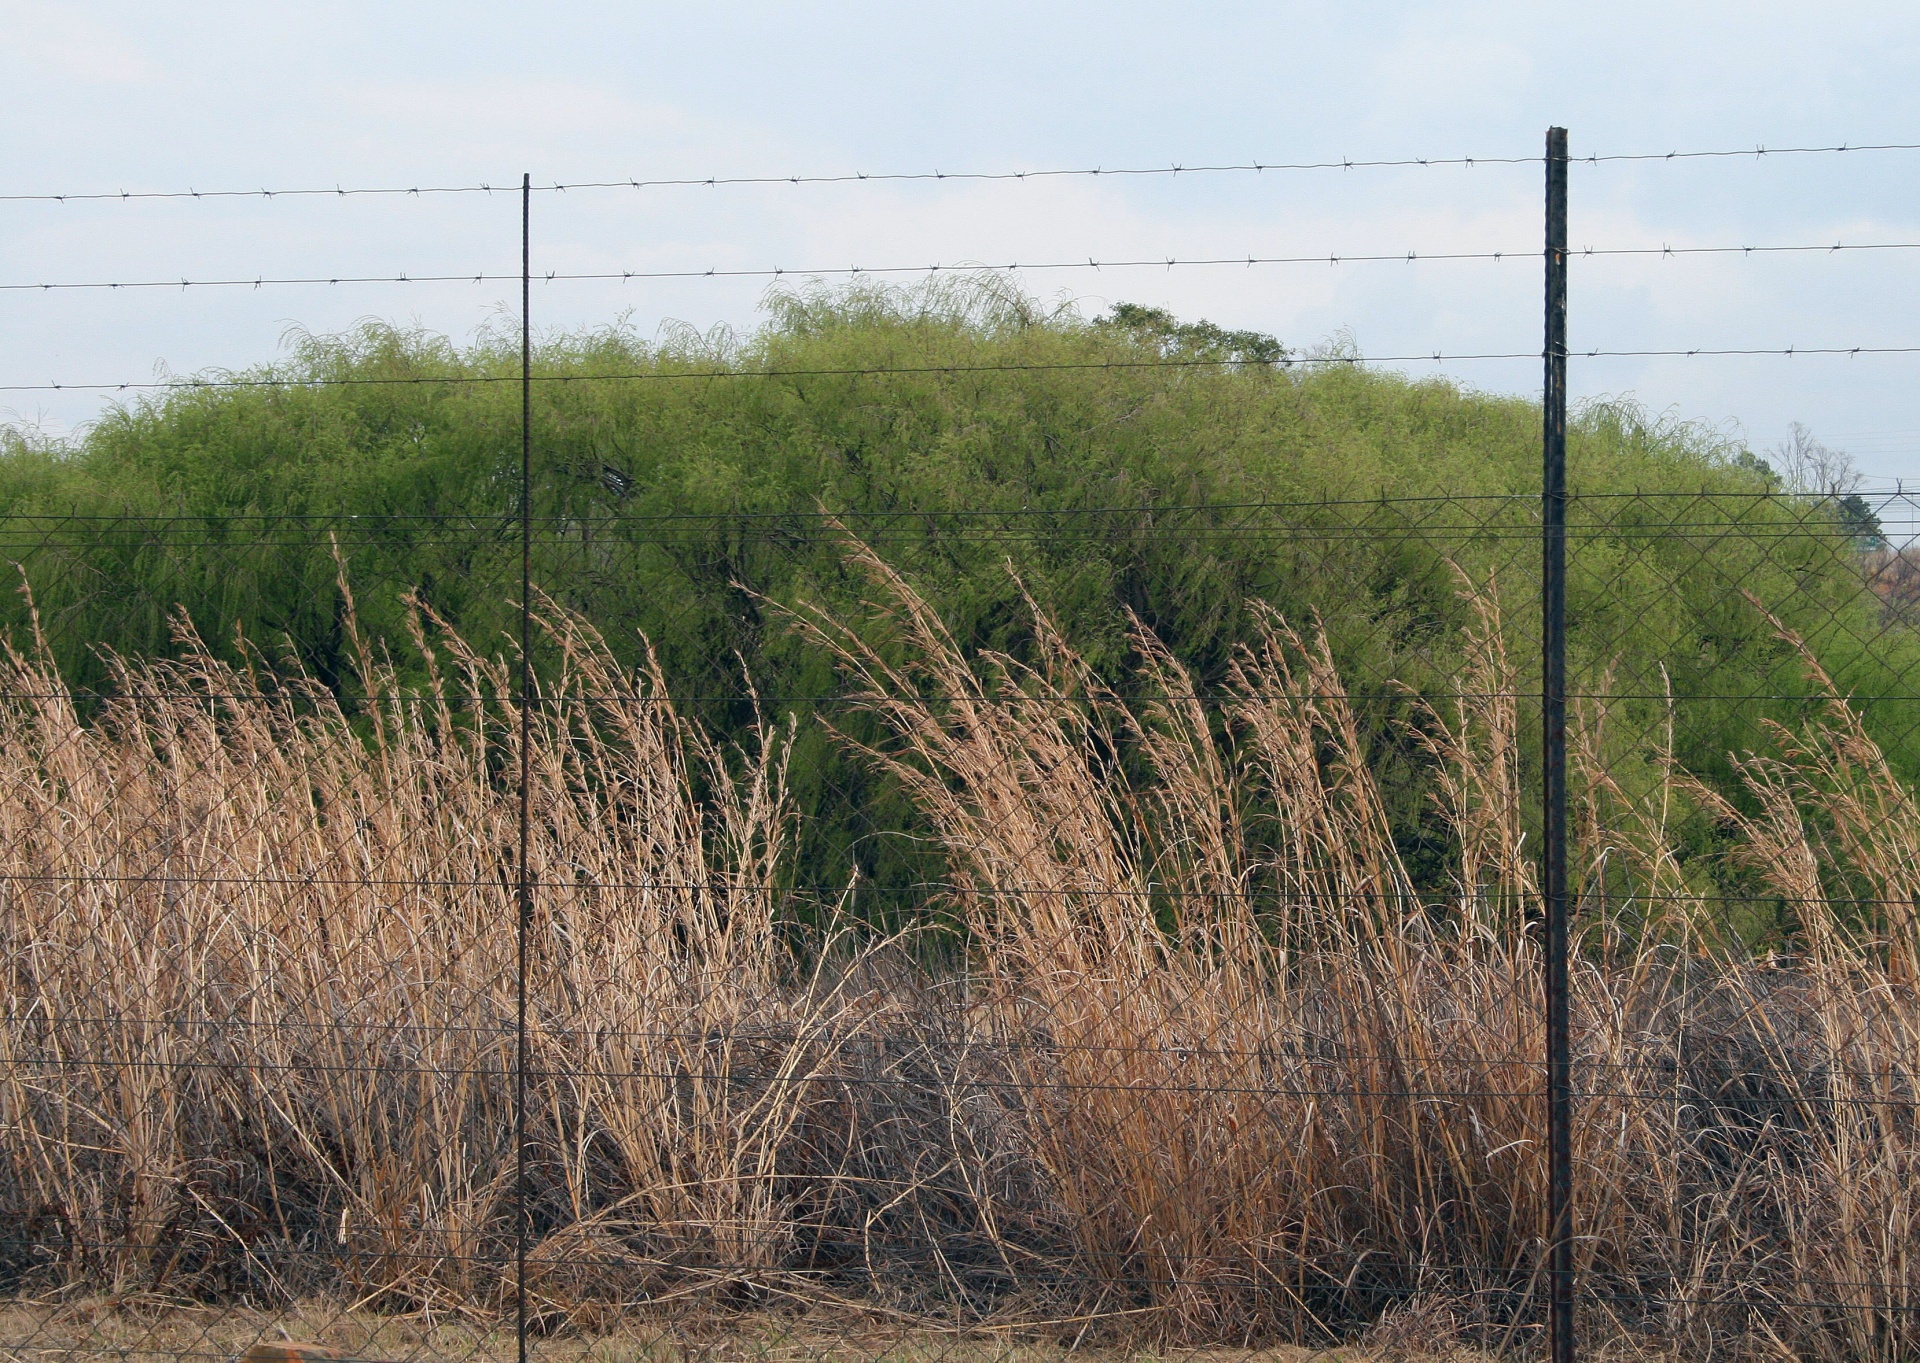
[1,548,1917,1361]
[1867,544,1920,622]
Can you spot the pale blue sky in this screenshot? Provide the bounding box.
[6,2,1920,482]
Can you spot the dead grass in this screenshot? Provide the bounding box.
[0,1297,1520,1363]
[0,1297,1506,1363]
[1,546,1917,1360]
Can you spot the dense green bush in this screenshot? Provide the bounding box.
[1,278,1904,906]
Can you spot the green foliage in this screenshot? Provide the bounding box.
[1834,492,1886,548]
[2,277,1910,909]
[1096,301,1292,367]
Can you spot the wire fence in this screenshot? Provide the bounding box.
[3,131,1920,1363]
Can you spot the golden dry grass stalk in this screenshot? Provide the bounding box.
[0,552,1915,1361]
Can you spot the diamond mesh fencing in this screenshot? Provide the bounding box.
[1561,487,1920,1355]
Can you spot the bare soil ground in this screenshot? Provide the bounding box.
[0,1301,1499,1363]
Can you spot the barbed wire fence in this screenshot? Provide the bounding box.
[3,130,1919,1363]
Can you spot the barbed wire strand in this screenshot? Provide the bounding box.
[6,140,1918,204]
[14,238,1920,295]
[0,250,1537,292]
[9,344,1920,395]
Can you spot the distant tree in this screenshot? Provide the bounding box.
[1834,492,1886,549]
[1773,422,1860,498]
[1766,422,1885,549]
[1100,302,1291,368]
[1731,449,1782,488]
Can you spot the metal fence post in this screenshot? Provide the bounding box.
[517,170,534,1363]
[1542,124,1574,1363]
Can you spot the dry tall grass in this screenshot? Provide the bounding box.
[1,549,1917,1360]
